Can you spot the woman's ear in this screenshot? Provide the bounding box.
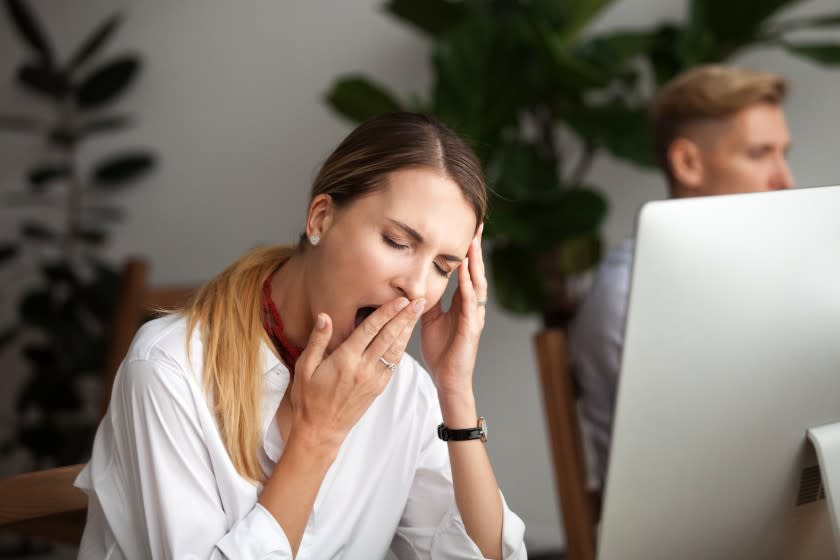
[306,194,335,243]
[668,137,705,193]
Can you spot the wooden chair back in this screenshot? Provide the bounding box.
[0,464,87,545]
[534,328,601,560]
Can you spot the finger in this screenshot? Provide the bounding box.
[365,298,425,364]
[421,299,444,328]
[296,313,333,379]
[469,236,488,304]
[380,300,424,366]
[458,256,477,317]
[344,297,409,353]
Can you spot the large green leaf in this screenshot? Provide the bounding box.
[21,343,58,369]
[646,23,689,86]
[68,13,123,70]
[783,42,840,66]
[688,0,805,43]
[91,151,155,187]
[555,231,603,275]
[325,76,402,124]
[575,29,655,75]
[20,221,55,241]
[51,114,132,146]
[17,63,68,99]
[77,259,119,321]
[48,125,78,147]
[522,188,607,247]
[41,262,78,286]
[18,423,61,460]
[487,140,559,199]
[531,0,616,46]
[19,289,52,328]
[27,164,70,191]
[488,188,607,248]
[75,55,141,110]
[17,370,80,412]
[488,242,545,314]
[384,0,466,36]
[4,0,53,64]
[431,13,527,162]
[531,21,610,91]
[561,102,655,168]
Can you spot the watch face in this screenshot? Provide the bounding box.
[478,416,487,443]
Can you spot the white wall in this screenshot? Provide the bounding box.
[1,0,838,551]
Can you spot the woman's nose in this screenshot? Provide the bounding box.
[394,263,429,301]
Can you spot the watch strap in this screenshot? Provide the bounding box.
[437,417,486,442]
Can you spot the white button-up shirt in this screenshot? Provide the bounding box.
[75,314,527,559]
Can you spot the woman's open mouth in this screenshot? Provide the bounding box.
[354,306,378,329]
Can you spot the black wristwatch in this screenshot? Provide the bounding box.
[437,417,487,443]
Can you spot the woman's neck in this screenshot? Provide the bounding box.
[269,253,311,350]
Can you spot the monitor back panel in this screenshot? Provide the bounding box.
[599,186,840,560]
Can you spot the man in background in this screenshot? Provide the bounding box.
[568,65,794,489]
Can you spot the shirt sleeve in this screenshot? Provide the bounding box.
[390,390,527,559]
[89,356,292,559]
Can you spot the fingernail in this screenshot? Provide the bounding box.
[317,314,327,330]
[396,297,409,310]
[414,299,426,313]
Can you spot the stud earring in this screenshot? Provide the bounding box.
[309,235,320,246]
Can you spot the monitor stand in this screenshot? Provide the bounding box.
[808,423,840,555]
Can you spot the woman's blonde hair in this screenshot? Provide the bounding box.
[650,65,788,186]
[183,112,487,482]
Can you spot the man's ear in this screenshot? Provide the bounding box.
[668,137,705,194]
[306,194,335,241]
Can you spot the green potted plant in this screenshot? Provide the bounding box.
[0,0,156,469]
[325,0,840,327]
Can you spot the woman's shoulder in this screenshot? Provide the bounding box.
[127,313,193,361]
[118,313,203,390]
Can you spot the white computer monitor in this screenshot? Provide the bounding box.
[598,185,840,560]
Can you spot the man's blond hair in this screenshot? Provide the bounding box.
[651,65,788,186]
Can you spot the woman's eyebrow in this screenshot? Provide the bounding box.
[387,218,462,262]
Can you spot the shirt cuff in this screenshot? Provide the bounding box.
[215,502,292,559]
[431,490,527,559]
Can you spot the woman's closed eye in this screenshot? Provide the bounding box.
[434,262,452,278]
[382,235,451,278]
[382,235,409,251]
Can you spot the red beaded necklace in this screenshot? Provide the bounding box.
[261,274,303,372]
